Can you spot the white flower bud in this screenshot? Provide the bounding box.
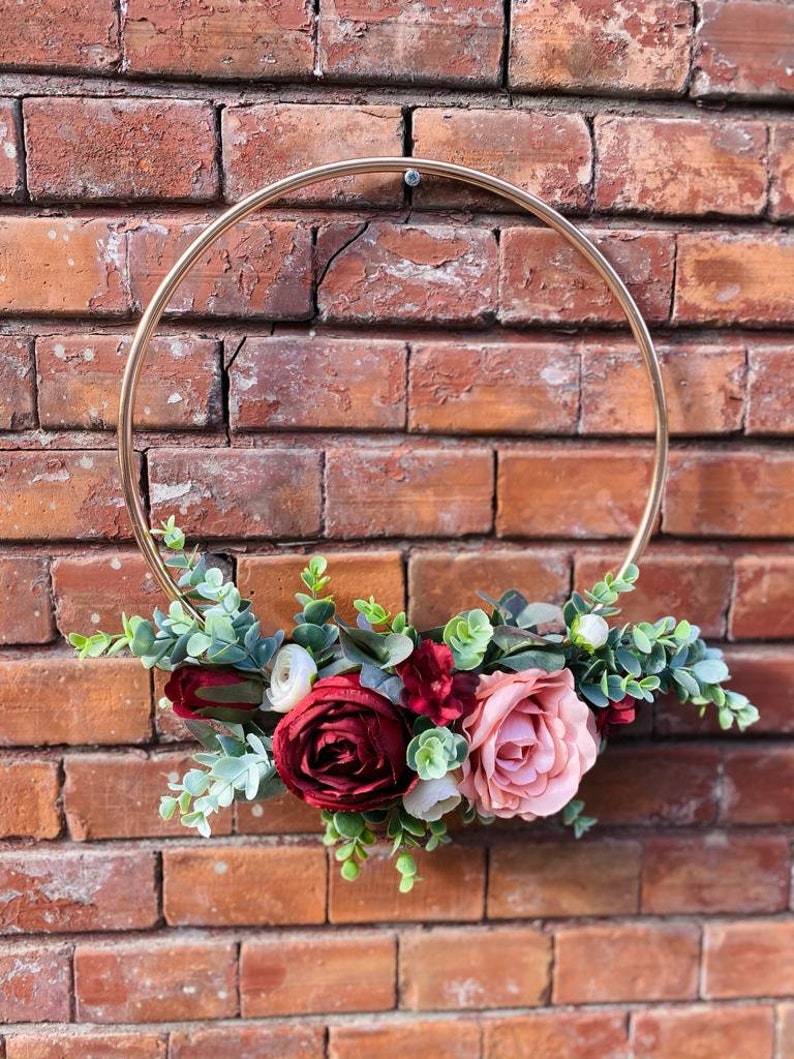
[402,775,462,822]
[266,644,317,713]
[571,613,610,651]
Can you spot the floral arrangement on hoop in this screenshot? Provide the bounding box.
[71,516,759,891]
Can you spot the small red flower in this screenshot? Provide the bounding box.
[396,641,477,726]
[164,665,263,721]
[595,696,637,736]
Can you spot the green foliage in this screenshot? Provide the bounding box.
[321,810,377,882]
[443,608,493,670]
[406,724,468,780]
[561,798,597,839]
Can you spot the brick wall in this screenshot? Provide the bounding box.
[1,1,793,1055]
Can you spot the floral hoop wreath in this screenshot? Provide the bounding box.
[71,159,759,891]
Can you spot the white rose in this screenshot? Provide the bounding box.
[570,613,609,651]
[403,775,462,822]
[266,644,317,713]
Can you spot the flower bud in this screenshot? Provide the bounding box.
[266,644,317,713]
[570,613,610,651]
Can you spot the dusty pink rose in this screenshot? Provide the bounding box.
[458,668,599,821]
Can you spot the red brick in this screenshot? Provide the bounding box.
[412,108,591,211]
[498,445,653,539]
[595,116,766,217]
[0,451,138,541]
[555,922,700,1003]
[0,943,71,1022]
[329,1019,481,1059]
[409,547,570,631]
[128,218,311,319]
[747,345,794,434]
[318,222,498,325]
[123,0,313,80]
[235,790,323,835]
[241,933,395,1016]
[578,746,720,825]
[664,450,794,538]
[488,839,642,918]
[771,125,794,220]
[721,747,794,824]
[0,0,118,71]
[75,940,237,1022]
[329,846,485,923]
[500,228,675,325]
[0,336,35,430]
[633,1005,775,1059]
[229,335,406,432]
[163,846,326,926]
[0,556,54,644]
[4,1033,167,1059]
[575,550,732,639]
[236,551,405,635]
[64,751,232,840]
[0,759,60,839]
[317,0,503,87]
[149,447,322,539]
[485,1012,630,1059]
[730,555,794,640]
[641,834,790,915]
[0,100,21,198]
[675,233,794,325]
[37,334,221,430]
[0,218,127,315]
[0,849,158,933]
[401,926,550,1010]
[692,0,794,98]
[409,340,578,436]
[704,920,794,998]
[169,1025,324,1059]
[25,98,218,202]
[778,1004,794,1059]
[718,647,794,734]
[509,0,692,94]
[581,341,745,437]
[326,446,493,538]
[0,655,150,746]
[223,104,403,205]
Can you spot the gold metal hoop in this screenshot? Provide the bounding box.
[119,157,669,620]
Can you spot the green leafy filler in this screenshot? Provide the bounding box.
[70,518,760,889]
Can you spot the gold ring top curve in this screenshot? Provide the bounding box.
[119,156,669,621]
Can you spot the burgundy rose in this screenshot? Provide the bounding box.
[164,665,264,721]
[595,696,636,736]
[395,641,477,726]
[272,674,416,812]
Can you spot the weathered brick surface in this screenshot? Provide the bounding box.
[241,933,395,1015]
[25,98,218,202]
[0,943,72,1022]
[317,0,504,87]
[0,849,158,933]
[329,1019,481,1059]
[770,125,794,220]
[730,556,794,640]
[0,0,119,71]
[500,228,675,324]
[409,340,578,435]
[0,556,54,644]
[163,846,326,926]
[0,337,36,430]
[692,0,794,98]
[128,219,311,318]
[123,0,313,80]
[632,1006,775,1059]
[484,1012,630,1059]
[675,233,794,325]
[169,1025,324,1059]
[0,219,127,315]
[595,116,766,217]
[51,552,163,639]
[0,760,61,839]
[721,748,794,824]
[229,335,407,432]
[704,920,794,998]
[0,100,22,198]
[318,222,499,325]
[412,108,591,211]
[75,940,237,1022]
[0,655,150,746]
[509,0,692,94]
[222,104,404,205]
[148,448,322,539]
[746,344,794,435]
[37,334,222,430]
[4,1033,168,1059]
[582,340,745,436]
